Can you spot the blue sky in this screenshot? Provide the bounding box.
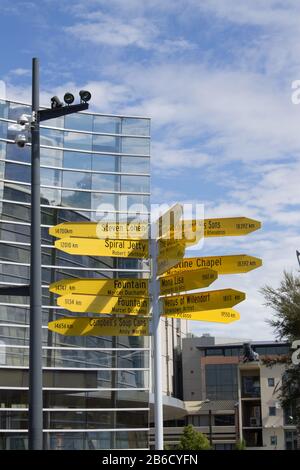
[1,0,300,340]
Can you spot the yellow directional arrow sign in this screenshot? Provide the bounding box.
[162,308,240,323]
[161,254,262,277]
[48,317,149,336]
[49,221,148,239]
[162,217,261,240]
[57,294,149,315]
[160,268,218,295]
[162,288,245,315]
[55,238,149,258]
[50,278,149,297]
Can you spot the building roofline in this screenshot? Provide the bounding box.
[1,97,151,120]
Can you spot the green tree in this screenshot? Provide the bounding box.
[261,271,300,448]
[235,439,246,450]
[177,425,211,450]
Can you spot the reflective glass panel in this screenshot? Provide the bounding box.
[92,155,117,172]
[121,137,150,155]
[63,151,91,170]
[93,135,120,153]
[40,187,61,206]
[4,162,30,183]
[8,103,31,121]
[0,100,9,118]
[121,118,150,136]
[0,120,7,139]
[92,193,117,213]
[41,128,63,147]
[93,116,121,134]
[120,195,150,212]
[121,157,150,174]
[65,113,93,132]
[0,141,5,159]
[92,173,118,192]
[41,147,63,168]
[64,131,92,151]
[6,142,30,163]
[62,171,91,190]
[62,189,91,209]
[121,176,149,193]
[41,168,62,187]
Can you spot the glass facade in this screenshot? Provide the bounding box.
[0,100,151,449]
[205,364,238,400]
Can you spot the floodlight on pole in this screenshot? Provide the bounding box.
[79,90,91,103]
[64,92,75,105]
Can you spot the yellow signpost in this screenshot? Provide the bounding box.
[162,308,240,323]
[48,316,149,336]
[49,221,149,239]
[160,268,218,295]
[161,254,262,277]
[162,216,261,240]
[57,294,149,315]
[162,288,245,315]
[55,237,149,258]
[49,278,149,297]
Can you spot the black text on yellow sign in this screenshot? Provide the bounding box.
[55,237,149,258]
[48,316,149,336]
[161,254,262,277]
[162,308,240,324]
[49,278,149,297]
[160,268,218,295]
[49,221,149,239]
[162,288,245,315]
[57,294,149,316]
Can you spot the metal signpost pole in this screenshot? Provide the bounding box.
[29,57,43,450]
[150,238,163,450]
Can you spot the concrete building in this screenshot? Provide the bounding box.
[0,97,151,449]
[177,334,297,450]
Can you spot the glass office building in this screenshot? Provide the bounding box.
[0,99,151,449]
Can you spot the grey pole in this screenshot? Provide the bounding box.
[29,57,43,450]
[150,238,163,449]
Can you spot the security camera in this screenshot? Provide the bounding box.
[15,133,28,148]
[51,96,63,109]
[17,114,31,126]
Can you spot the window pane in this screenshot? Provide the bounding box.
[92,155,117,172]
[62,190,91,209]
[121,157,150,174]
[6,142,30,163]
[64,131,92,151]
[268,378,274,387]
[62,171,91,190]
[92,173,118,192]
[41,168,61,187]
[41,128,63,147]
[121,137,150,155]
[41,147,63,168]
[122,118,150,136]
[41,187,61,205]
[65,113,93,132]
[93,116,121,134]
[93,135,120,153]
[0,120,7,139]
[5,162,30,183]
[8,103,31,121]
[63,151,91,170]
[0,100,9,118]
[120,195,150,212]
[92,193,116,213]
[121,176,149,193]
[0,141,5,159]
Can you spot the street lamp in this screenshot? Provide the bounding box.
[16,58,91,450]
